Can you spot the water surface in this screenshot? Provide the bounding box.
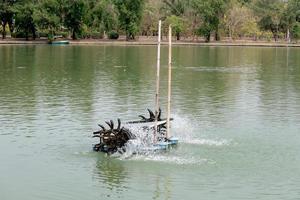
[0,45,300,200]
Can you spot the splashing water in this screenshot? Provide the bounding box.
[171,114,230,146]
[112,124,159,158]
[113,114,231,162]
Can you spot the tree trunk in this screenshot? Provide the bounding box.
[273,26,279,42]
[25,31,29,41]
[32,27,36,40]
[229,26,232,42]
[273,32,278,42]
[215,27,220,41]
[205,33,210,42]
[72,30,76,40]
[8,19,14,34]
[126,33,134,41]
[2,22,6,39]
[176,32,180,40]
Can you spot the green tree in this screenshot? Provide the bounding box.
[33,0,60,38]
[287,0,300,23]
[252,0,284,41]
[64,0,86,40]
[193,0,230,42]
[224,2,257,40]
[56,0,68,26]
[165,15,186,40]
[238,0,252,5]
[140,0,161,36]
[161,0,194,40]
[14,1,37,40]
[113,0,145,40]
[241,18,260,40]
[0,0,15,39]
[291,22,300,41]
[285,0,300,41]
[162,0,189,16]
[90,0,118,36]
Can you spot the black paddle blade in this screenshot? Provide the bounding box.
[158,108,162,120]
[98,124,106,131]
[147,108,155,119]
[117,118,121,130]
[110,120,114,129]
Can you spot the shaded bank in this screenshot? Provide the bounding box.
[0,38,300,47]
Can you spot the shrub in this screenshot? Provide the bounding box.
[261,31,273,41]
[81,30,103,39]
[36,31,49,38]
[108,30,119,39]
[90,31,102,39]
[277,32,285,40]
[12,31,28,38]
[56,32,69,38]
[292,22,300,40]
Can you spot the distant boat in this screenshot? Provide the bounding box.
[48,40,69,45]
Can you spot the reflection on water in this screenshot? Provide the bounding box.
[94,155,128,191]
[1,45,300,200]
[153,176,172,200]
[92,153,178,200]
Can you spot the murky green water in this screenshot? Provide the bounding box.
[1,45,300,200]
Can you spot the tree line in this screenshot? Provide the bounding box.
[0,0,300,42]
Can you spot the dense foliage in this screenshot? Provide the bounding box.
[0,0,15,39]
[0,0,299,42]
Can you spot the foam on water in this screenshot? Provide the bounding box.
[183,139,229,146]
[124,154,209,166]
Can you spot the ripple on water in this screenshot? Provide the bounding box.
[185,65,257,74]
[113,65,127,68]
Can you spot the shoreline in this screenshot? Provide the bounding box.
[0,39,299,47]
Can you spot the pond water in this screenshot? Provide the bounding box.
[0,45,300,200]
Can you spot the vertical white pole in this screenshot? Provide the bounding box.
[154,20,162,143]
[287,28,291,43]
[166,25,172,139]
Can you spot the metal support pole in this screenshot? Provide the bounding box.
[166,25,172,139]
[154,20,162,143]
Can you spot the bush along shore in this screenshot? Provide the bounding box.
[0,0,300,43]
